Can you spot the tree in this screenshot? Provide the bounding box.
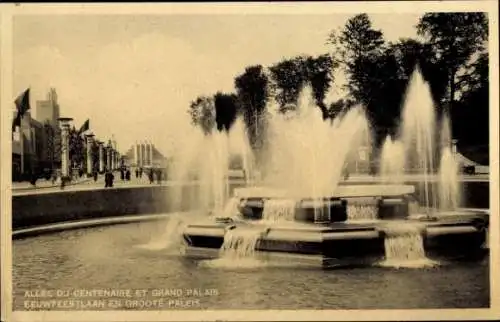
[269,54,336,118]
[416,12,488,113]
[452,51,489,148]
[213,92,239,132]
[68,126,85,169]
[305,54,337,118]
[43,121,61,172]
[234,65,269,151]
[188,96,216,135]
[327,13,385,103]
[269,57,307,111]
[388,38,450,111]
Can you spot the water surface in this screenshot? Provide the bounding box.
[13,219,489,310]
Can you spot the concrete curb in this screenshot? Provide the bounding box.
[12,212,187,239]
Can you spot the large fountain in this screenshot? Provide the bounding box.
[176,67,488,268]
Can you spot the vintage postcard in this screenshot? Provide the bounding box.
[1,1,499,321]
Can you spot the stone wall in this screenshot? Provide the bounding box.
[12,184,242,230]
[12,181,488,230]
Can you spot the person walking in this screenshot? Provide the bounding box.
[156,168,162,184]
[148,169,154,184]
[104,169,115,188]
[126,169,131,181]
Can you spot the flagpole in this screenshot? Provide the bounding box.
[20,116,24,175]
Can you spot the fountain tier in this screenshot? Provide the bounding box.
[182,186,488,268]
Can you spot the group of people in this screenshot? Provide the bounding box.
[136,167,164,184]
[120,168,132,181]
[104,167,132,188]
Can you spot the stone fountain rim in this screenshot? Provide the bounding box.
[233,184,416,200]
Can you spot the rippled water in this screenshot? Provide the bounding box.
[13,218,489,310]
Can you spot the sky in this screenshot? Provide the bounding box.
[13,12,421,155]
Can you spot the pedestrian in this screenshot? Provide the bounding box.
[148,169,154,184]
[104,169,109,188]
[126,169,131,181]
[120,168,125,181]
[135,168,139,178]
[29,171,37,187]
[110,170,115,187]
[104,169,114,188]
[156,168,162,184]
[60,176,66,190]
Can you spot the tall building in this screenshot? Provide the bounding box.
[12,88,62,181]
[36,88,61,126]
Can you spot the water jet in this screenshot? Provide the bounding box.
[178,70,488,269]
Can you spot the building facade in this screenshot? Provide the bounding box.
[123,142,168,169]
[12,88,62,181]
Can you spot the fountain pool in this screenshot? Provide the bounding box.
[12,218,489,310]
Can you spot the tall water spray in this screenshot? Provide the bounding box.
[228,118,256,185]
[400,67,437,210]
[168,114,254,214]
[263,84,372,200]
[380,135,405,184]
[438,115,461,210]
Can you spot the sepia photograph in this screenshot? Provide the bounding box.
[2,2,499,321]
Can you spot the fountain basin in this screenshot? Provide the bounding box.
[182,186,488,268]
[183,211,488,268]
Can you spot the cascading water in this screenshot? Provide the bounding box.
[347,204,379,221]
[262,199,296,222]
[201,227,268,268]
[220,228,262,258]
[379,222,438,268]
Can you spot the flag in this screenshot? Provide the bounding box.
[78,119,90,135]
[12,88,31,132]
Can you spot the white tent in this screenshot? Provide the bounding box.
[455,152,489,174]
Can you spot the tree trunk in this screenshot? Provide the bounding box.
[448,66,456,116]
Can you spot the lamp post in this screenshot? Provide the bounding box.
[58,117,73,180]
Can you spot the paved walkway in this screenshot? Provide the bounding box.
[11,172,144,192]
[12,177,93,191]
[11,172,488,197]
[11,173,217,196]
